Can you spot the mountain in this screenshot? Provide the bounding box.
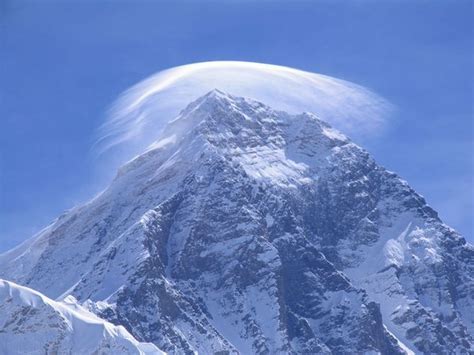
[0,279,163,354]
[0,90,472,354]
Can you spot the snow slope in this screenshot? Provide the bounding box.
[0,90,472,354]
[0,279,164,355]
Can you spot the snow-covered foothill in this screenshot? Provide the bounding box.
[0,279,164,355]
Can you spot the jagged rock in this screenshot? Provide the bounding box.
[1,90,472,354]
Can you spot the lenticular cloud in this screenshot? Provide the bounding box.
[96,61,392,156]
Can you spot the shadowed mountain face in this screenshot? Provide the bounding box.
[1,90,472,354]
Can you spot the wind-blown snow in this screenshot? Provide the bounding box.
[96,61,392,158]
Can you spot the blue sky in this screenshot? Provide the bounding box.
[0,0,472,252]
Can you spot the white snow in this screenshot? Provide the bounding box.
[0,223,53,282]
[233,146,310,188]
[146,134,177,151]
[0,279,164,355]
[322,126,348,141]
[0,90,471,354]
[265,213,274,227]
[96,61,392,160]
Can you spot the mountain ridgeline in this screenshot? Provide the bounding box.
[0,90,472,354]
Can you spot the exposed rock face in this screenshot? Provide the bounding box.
[0,90,472,354]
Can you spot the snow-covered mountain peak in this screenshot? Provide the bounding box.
[196,88,233,101]
[96,61,392,157]
[0,92,472,354]
[158,90,344,154]
[165,89,277,129]
[119,90,351,191]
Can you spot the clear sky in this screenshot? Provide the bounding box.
[0,0,472,252]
